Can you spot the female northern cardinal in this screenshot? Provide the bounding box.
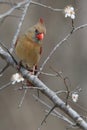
[15,18,46,74]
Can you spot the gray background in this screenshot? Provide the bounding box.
[0,0,87,130]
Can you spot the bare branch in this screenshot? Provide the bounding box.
[18,89,27,108]
[33,94,75,126]
[31,1,63,12]
[0,47,16,67]
[40,71,62,77]
[0,47,87,130]
[37,24,87,76]
[0,0,28,19]
[41,105,56,126]
[0,41,18,65]
[10,0,31,53]
[0,81,11,91]
[45,110,77,129]
[0,63,9,76]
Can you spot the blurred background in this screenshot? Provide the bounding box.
[0,0,87,130]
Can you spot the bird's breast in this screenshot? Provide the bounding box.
[15,35,41,68]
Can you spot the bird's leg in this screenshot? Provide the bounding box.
[16,61,21,71]
[34,65,38,75]
[26,65,37,75]
[27,66,35,75]
[32,65,37,75]
[19,60,23,67]
[16,60,24,71]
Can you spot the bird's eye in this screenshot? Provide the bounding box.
[35,29,39,34]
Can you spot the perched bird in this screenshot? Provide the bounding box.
[15,18,46,74]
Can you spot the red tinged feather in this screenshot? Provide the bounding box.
[40,47,42,55]
[39,18,44,24]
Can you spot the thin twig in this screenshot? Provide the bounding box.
[37,24,87,76]
[0,41,18,65]
[63,77,71,105]
[41,105,56,125]
[0,81,11,90]
[16,86,43,90]
[49,67,71,105]
[0,0,28,19]
[0,63,9,76]
[71,19,75,34]
[31,1,63,12]
[45,110,77,129]
[10,0,31,53]
[37,33,70,76]
[55,90,67,94]
[18,88,27,108]
[40,72,57,77]
[29,68,60,77]
[33,94,75,126]
[0,14,20,26]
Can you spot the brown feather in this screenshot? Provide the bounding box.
[15,19,46,70]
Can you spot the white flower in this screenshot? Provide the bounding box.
[64,5,75,19]
[72,93,79,102]
[11,73,24,84]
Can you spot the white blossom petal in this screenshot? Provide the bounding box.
[64,5,75,19]
[72,93,79,102]
[71,14,75,19]
[11,73,24,84]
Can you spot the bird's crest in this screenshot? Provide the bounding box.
[39,18,44,24]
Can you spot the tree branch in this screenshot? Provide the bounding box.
[37,24,87,76]
[33,94,75,126]
[0,0,28,19]
[31,1,63,12]
[9,0,31,53]
[0,46,87,130]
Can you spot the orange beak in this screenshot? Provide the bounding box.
[36,33,44,40]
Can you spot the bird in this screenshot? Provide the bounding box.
[15,18,46,74]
